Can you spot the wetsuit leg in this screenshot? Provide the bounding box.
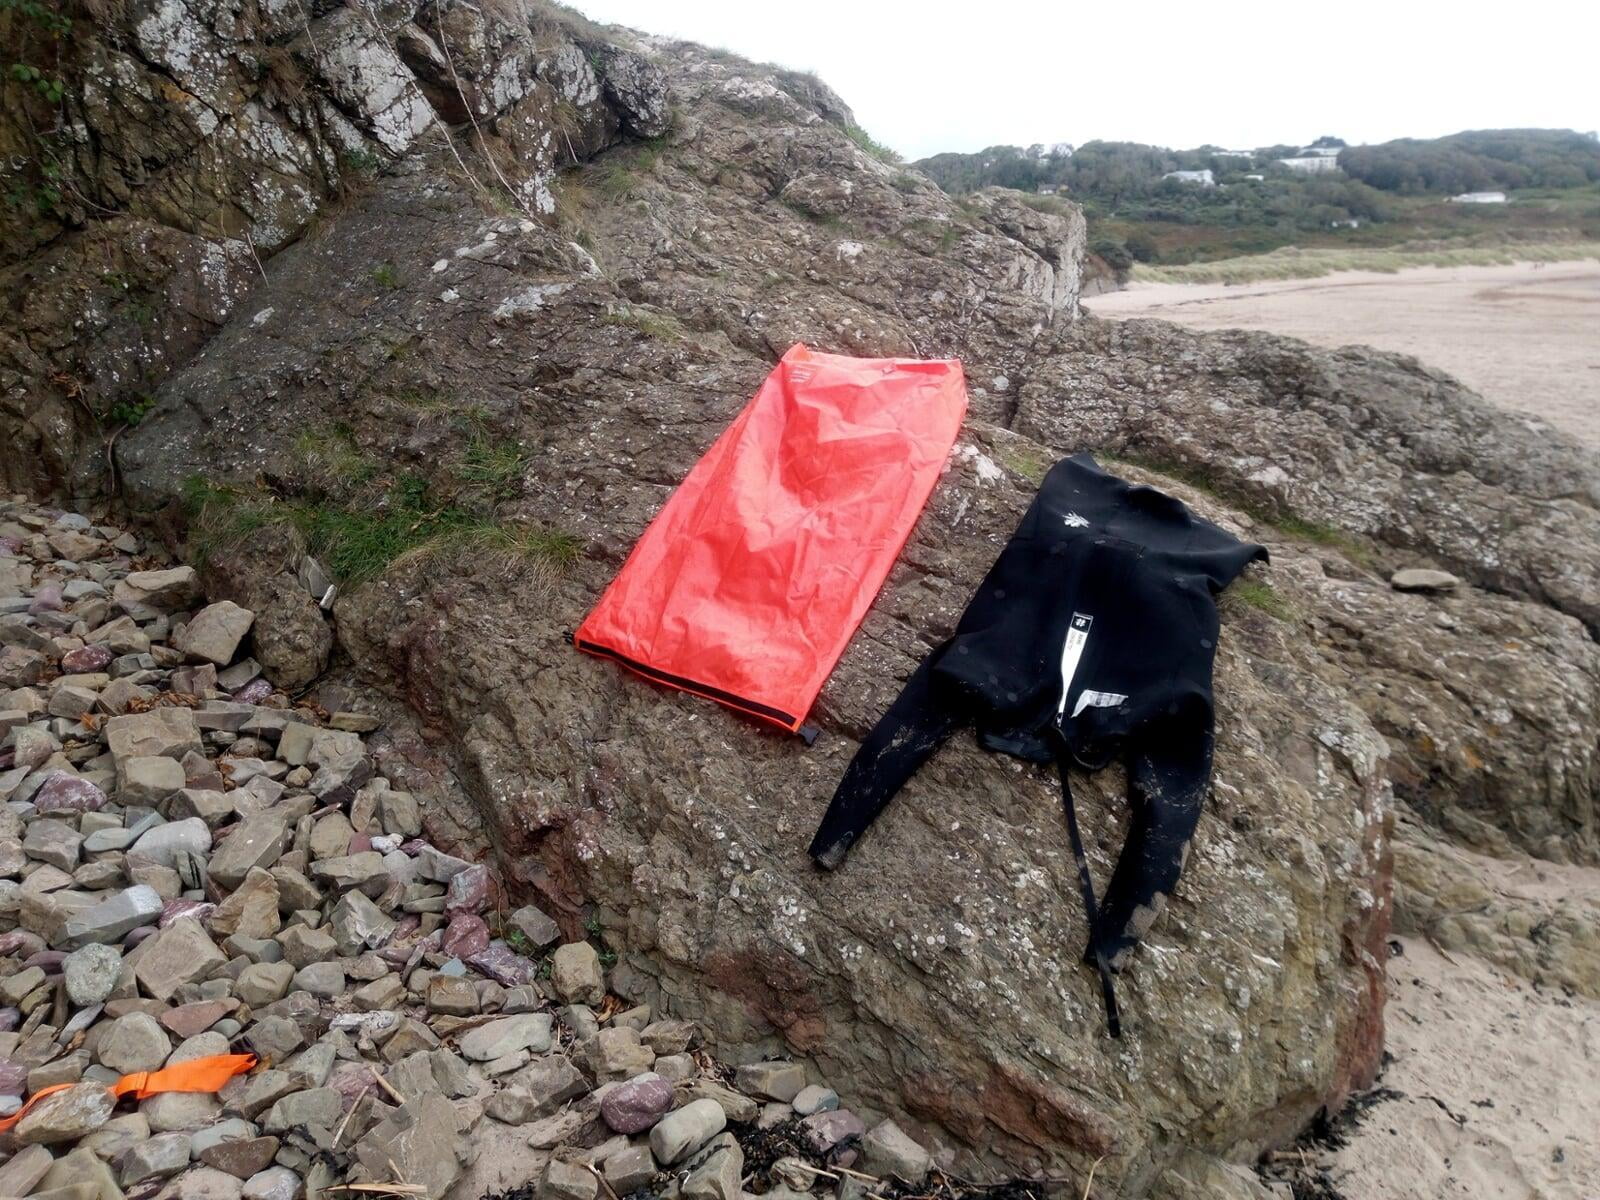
[1091,718,1212,970]
[808,648,964,869]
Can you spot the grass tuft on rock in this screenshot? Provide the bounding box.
[1226,577,1297,622]
[844,124,901,165]
[182,475,580,588]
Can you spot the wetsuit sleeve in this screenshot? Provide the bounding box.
[1090,710,1213,970]
[808,647,965,869]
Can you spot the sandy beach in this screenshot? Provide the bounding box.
[1088,262,1600,448]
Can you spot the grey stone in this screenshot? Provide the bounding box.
[23,818,81,871]
[241,1165,302,1200]
[680,1132,743,1200]
[860,1119,931,1184]
[486,1054,587,1123]
[791,1084,838,1115]
[14,1081,116,1144]
[426,975,477,1015]
[550,941,604,1005]
[579,1026,654,1083]
[135,917,227,1001]
[328,890,395,954]
[154,1165,243,1200]
[459,1013,553,1061]
[62,884,163,947]
[121,1130,193,1185]
[209,868,280,940]
[508,905,561,951]
[310,851,386,895]
[292,961,345,998]
[234,960,296,1007]
[97,1012,172,1073]
[0,1144,54,1195]
[278,923,338,968]
[261,1086,341,1133]
[128,817,213,869]
[603,1145,655,1195]
[354,1093,465,1200]
[539,1159,597,1200]
[119,755,187,805]
[105,708,203,766]
[207,812,290,889]
[1391,567,1462,592]
[650,1097,727,1165]
[174,602,255,666]
[144,1089,223,1132]
[120,567,203,612]
[734,1061,806,1103]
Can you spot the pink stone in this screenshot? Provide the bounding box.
[801,1109,866,1154]
[600,1073,674,1133]
[0,931,46,958]
[232,679,272,704]
[60,643,114,673]
[466,940,535,987]
[160,999,238,1038]
[33,773,107,814]
[28,585,63,614]
[439,913,490,959]
[159,898,214,927]
[0,1058,28,1098]
[445,864,490,914]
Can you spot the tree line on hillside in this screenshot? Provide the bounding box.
[915,129,1600,272]
[917,129,1600,201]
[1337,130,1600,193]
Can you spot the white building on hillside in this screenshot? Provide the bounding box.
[1163,169,1216,187]
[1277,154,1342,175]
[1449,191,1507,203]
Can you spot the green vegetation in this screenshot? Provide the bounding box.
[457,433,527,499]
[600,305,685,341]
[370,262,402,289]
[1106,451,1373,567]
[995,442,1050,485]
[183,476,579,587]
[295,424,379,490]
[108,394,156,428]
[341,148,383,176]
[2,0,70,103]
[1227,578,1296,622]
[845,124,902,165]
[917,131,1600,269]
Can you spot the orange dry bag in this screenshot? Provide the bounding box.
[576,343,968,734]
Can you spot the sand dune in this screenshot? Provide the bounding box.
[1089,262,1600,448]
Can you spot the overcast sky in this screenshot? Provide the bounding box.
[573,0,1599,160]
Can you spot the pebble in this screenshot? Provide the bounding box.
[600,1071,675,1133]
[0,500,937,1200]
[650,1098,728,1164]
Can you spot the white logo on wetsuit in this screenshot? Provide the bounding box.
[1057,613,1092,717]
[1062,512,1089,528]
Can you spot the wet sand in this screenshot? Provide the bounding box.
[1089,262,1600,448]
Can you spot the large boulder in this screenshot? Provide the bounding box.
[8,7,1592,1195]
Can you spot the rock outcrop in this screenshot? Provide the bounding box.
[2,2,1597,1195]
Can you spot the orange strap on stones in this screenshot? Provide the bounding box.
[0,1053,256,1133]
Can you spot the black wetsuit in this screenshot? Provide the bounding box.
[808,453,1267,1034]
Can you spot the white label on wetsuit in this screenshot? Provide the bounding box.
[1056,613,1093,716]
[1072,689,1129,718]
